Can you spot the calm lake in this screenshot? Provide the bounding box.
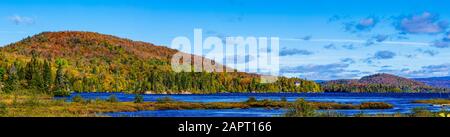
[59,92,450,117]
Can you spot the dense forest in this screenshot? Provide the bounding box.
[322,73,448,92]
[0,31,321,96]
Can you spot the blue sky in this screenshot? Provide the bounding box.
[1,0,450,80]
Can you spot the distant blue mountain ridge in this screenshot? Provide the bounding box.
[414,76,450,88]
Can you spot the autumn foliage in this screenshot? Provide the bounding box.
[0,31,321,94]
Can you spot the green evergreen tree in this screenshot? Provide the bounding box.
[0,67,5,93]
[4,63,18,93]
[53,59,70,96]
[43,60,52,93]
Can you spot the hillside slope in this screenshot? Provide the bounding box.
[0,31,321,94]
[1,31,215,69]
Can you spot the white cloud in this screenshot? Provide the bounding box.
[394,12,448,34]
[8,15,35,25]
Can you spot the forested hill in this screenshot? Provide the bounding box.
[322,73,448,92]
[0,31,321,96]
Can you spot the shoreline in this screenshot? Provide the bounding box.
[1,92,394,117]
[2,90,449,117]
[69,91,450,95]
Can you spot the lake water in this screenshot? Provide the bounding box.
[59,92,450,117]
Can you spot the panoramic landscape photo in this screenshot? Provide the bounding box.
[1,0,450,117]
